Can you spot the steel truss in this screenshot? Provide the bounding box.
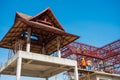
[61,39,120,74]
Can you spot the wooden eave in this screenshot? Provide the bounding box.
[16,12,32,20]
[0,17,79,55]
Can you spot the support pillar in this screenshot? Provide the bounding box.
[96,77,99,80]
[55,75,58,80]
[16,53,22,80]
[74,65,79,80]
[58,50,61,58]
[26,27,31,52]
[46,78,48,80]
[57,36,61,58]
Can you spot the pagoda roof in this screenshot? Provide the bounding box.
[0,8,79,55]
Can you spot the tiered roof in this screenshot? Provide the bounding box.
[0,8,79,54]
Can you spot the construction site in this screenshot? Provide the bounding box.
[0,8,120,80]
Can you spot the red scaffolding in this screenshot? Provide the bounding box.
[61,39,120,74]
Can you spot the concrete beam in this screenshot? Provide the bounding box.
[18,51,77,66]
[22,62,59,68]
[26,60,33,64]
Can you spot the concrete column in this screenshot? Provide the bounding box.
[57,36,61,58]
[26,27,31,52]
[96,77,99,80]
[16,53,22,80]
[55,75,58,80]
[74,65,79,80]
[46,78,48,80]
[57,49,61,58]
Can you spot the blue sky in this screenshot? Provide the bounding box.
[0,0,120,80]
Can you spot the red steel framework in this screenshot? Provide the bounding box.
[61,39,120,74]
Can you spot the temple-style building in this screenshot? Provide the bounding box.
[0,8,79,80]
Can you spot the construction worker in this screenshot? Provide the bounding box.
[98,60,103,71]
[86,59,92,70]
[81,58,86,69]
[81,48,87,55]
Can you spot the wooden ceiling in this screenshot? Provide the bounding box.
[0,8,79,55]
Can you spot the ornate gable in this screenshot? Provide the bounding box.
[30,8,65,31]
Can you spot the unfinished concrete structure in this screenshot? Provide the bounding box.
[0,8,79,80]
[0,8,120,80]
[79,71,120,80]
